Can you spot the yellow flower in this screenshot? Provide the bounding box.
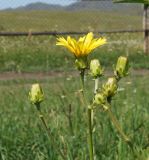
[56,32,107,58]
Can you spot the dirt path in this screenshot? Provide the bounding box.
[0,69,148,80]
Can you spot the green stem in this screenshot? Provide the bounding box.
[107,108,130,143]
[35,103,66,160]
[94,78,99,95]
[88,108,94,160]
[107,108,135,155]
[80,69,85,91]
[79,69,94,160]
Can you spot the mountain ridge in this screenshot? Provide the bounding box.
[1,1,142,15]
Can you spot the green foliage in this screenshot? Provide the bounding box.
[0,33,149,73]
[113,0,149,4]
[0,74,149,159]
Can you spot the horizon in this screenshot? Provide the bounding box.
[0,0,77,10]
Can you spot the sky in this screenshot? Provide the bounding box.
[0,0,77,9]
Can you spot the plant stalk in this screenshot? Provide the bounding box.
[35,103,66,160]
[88,108,94,160]
[107,108,130,143]
[94,78,99,95]
[79,69,94,160]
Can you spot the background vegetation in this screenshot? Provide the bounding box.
[0,8,149,160]
[0,74,149,159]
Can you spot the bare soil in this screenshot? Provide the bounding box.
[0,69,148,81]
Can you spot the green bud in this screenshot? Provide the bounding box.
[90,59,103,78]
[75,57,88,70]
[29,83,44,105]
[102,77,118,98]
[115,56,129,79]
[93,93,109,110]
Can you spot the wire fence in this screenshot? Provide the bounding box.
[0,0,148,53]
[0,0,144,33]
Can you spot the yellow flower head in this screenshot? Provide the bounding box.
[56,32,107,58]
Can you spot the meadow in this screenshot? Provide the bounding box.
[0,10,142,32]
[0,10,148,73]
[0,73,149,160]
[0,10,149,160]
[0,34,149,73]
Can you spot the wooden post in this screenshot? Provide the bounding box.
[143,4,149,55]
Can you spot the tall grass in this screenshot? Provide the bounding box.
[0,74,149,159]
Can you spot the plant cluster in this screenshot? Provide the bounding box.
[29,32,132,159]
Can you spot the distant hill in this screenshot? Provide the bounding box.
[1,1,142,15]
[14,2,63,11]
[66,1,141,12]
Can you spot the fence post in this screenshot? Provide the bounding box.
[143,4,149,55]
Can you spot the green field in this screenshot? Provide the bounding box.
[0,73,149,160]
[0,10,148,73]
[0,34,148,73]
[0,10,142,32]
[0,10,149,160]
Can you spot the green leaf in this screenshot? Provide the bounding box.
[113,0,149,4]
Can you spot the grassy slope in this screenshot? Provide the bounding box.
[0,10,142,32]
[0,74,149,159]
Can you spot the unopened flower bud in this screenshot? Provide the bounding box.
[90,59,103,78]
[94,93,106,105]
[93,93,109,110]
[75,57,88,70]
[102,77,118,98]
[115,56,129,79]
[29,83,44,105]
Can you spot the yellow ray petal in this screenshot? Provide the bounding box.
[78,36,86,42]
[56,37,76,54]
[82,32,94,53]
[56,37,68,46]
[89,37,107,51]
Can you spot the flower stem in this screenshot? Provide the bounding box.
[79,69,94,160]
[107,108,130,143]
[80,69,85,91]
[94,78,99,95]
[35,103,66,160]
[107,108,135,154]
[88,108,94,160]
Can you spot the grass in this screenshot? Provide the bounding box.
[0,10,148,72]
[0,10,142,32]
[0,73,149,160]
[0,33,149,73]
[0,9,148,160]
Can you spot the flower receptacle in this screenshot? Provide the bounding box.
[75,57,88,70]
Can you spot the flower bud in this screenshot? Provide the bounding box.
[115,56,129,79]
[102,77,118,98]
[93,93,109,110]
[90,59,103,78]
[75,57,88,70]
[29,83,44,105]
[94,93,107,105]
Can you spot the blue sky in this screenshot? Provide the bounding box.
[0,0,77,9]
